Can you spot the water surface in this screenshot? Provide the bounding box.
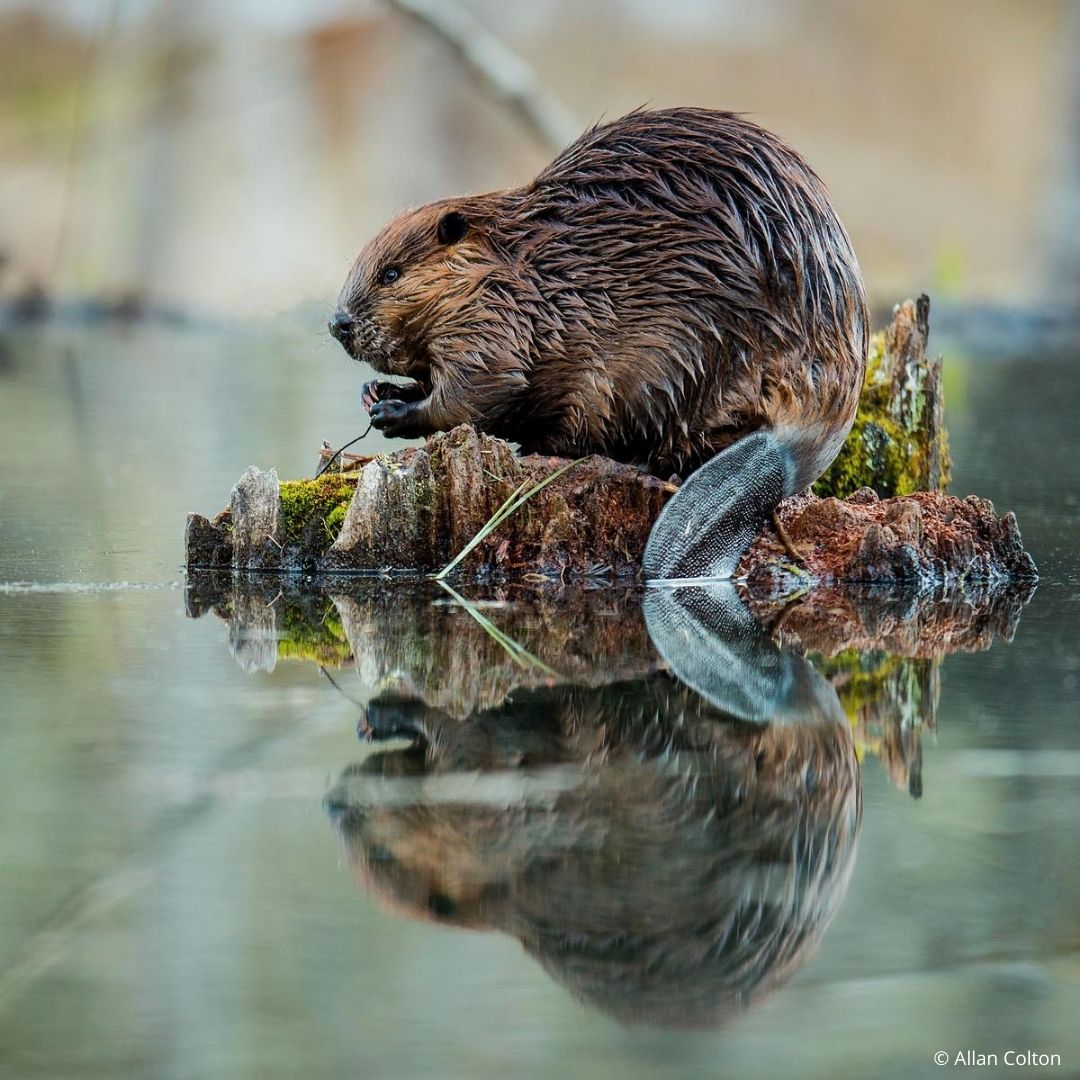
[1,318,1078,1079]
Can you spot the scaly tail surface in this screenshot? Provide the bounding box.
[643,430,793,582]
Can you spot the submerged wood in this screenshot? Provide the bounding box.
[184,299,1035,586]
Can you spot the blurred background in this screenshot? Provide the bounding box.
[1,0,1079,320]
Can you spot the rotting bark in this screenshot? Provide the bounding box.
[739,488,1037,593]
[185,298,1034,587]
[186,426,674,580]
[185,439,1034,587]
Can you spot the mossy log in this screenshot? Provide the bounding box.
[814,295,949,498]
[185,297,1033,587]
[186,428,673,579]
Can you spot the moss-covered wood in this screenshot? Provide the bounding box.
[814,295,950,499]
[185,296,1033,587]
[186,427,673,579]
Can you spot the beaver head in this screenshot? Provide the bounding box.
[329,197,508,382]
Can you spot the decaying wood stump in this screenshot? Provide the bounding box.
[740,488,1035,591]
[186,428,673,579]
[185,297,1035,587]
[814,295,949,498]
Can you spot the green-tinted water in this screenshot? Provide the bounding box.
[1,319,1078,1079]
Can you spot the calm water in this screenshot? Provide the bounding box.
[1,316,1079,1079]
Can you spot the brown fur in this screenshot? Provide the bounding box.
[332,107,868,478]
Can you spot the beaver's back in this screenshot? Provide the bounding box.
[503,108,867,477]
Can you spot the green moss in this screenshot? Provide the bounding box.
[323,501,348,539]
[278,474,356,545]
[813,329,949,499]
[813,648,934,770]
[812,648,908,762]
[276,602,353,666]
[816,648,904,724]
[815,413,920,499]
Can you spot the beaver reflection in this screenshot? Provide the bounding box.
[325,585,861,1028]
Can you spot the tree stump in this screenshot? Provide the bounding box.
[185,297,1034,588]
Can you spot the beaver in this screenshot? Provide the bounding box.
[329,107,868,578]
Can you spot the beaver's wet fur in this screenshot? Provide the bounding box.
[326,674,861,1028]
[331,107,867,482]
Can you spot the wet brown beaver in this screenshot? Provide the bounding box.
[330,107,868,578]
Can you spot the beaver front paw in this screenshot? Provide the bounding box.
[357,693,431,742]
[368,397,411,436]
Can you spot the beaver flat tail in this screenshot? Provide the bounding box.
[642,429,799,582]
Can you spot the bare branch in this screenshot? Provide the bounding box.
[383,0,579,152]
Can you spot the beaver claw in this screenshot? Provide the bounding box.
[361,379,426,413]
[361,379,397,412]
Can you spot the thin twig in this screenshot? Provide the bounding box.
[382,0,578,153]
[319,665,364,705]
[315,422,373,478]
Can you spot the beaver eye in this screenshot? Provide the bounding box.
[379,267,400,286]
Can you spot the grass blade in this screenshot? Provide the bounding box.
[434,458,584,580]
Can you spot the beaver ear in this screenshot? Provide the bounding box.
[436,211,469,246]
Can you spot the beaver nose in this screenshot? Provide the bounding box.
[329,311,354,343]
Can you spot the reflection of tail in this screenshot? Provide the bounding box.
[643,429,795,581]
[643,582,783,720]
[644,581,847,728]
